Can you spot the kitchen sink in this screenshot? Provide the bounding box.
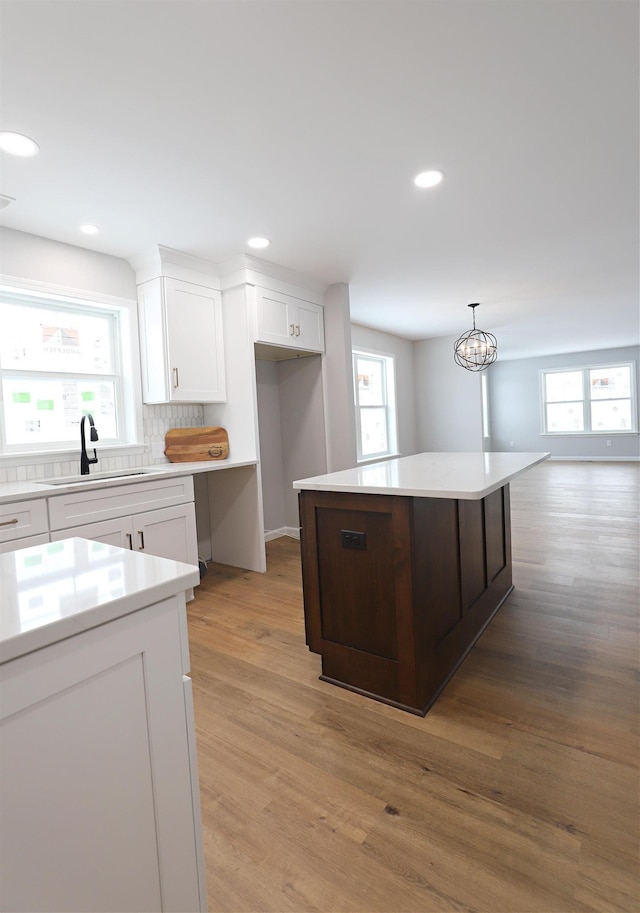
[37,468,159,486]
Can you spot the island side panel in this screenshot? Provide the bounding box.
[412,484,513,712]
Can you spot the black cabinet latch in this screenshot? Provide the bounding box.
[340,529,366,550]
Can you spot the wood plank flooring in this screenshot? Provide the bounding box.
[187,461,639,913]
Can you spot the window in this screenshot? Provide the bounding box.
[353,350,398,461]
[541,362,637,435]
[481,373,490,439]
[0,284,142,456]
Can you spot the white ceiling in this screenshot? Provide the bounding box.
[0,0,638,360]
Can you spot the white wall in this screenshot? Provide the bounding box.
[414,335,484,452]
[278,354,326,528]
[351,323,418,457]
[255,359,287,531]
[488,345,640,459]
[322,283,357,470]
[255,353,326,532]
[0,226,137,299]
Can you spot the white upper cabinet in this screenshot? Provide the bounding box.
[138,277,226,403]
[255,287,324,353]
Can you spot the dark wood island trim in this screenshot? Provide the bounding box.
[298,484,513,715]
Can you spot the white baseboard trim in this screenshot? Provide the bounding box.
[264,526,301,542]
[547,455,640,462]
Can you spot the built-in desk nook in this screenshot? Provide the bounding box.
[295,451,549,716]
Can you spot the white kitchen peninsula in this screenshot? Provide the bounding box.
[0,537,207,913]
[295,451,549,715]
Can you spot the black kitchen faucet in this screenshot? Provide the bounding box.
[80,413,99,475]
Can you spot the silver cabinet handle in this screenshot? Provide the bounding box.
[126,532,133,550]
[138,530,145,550]
[289,324,296,336]
[295,325,301,336]
[0,518,19,527]
[173,367,179,388]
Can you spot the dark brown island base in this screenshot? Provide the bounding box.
[295,451,549,716]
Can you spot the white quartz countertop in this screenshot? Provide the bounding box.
[0,537,200,664]
[293,451,550,500]
[0,457,257,505]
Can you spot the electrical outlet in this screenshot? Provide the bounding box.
[606,440,612,447]
[510,441,515,448]
[151,441,166,458]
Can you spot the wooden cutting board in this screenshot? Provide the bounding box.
[164,427,229,462]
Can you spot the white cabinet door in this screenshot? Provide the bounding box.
[138,276,226,404]
[295,298,325,351]
[255,288,324,353]
[134,503,198,567]
[0,597,205,912]
[165,277,226,402]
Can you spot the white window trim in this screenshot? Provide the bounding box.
[539,360,638,436]
[0,276,145,462]
[353,347,399,462]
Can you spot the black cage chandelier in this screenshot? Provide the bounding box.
[453,303,497,372]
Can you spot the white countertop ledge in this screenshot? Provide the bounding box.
[0,457,258,504]
[293,451,550,500]
[0,537,200,664]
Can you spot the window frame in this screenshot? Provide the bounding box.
[540,361,638,436]
[352,348,399,462]
[0,278,145,464]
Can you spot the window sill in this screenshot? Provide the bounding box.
[540,432,638,437]
[356,452,402,466]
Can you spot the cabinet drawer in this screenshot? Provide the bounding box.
[0,499,48,544]
[48,476,195,531]
[0,533,50,554]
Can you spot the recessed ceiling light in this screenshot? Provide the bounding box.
[80,224,100,235]
[247,237,270,249]
[414,170,444,189]
[0,132,39,157]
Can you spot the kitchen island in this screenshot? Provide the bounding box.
[0,538,207,912]
[294,451,549,716]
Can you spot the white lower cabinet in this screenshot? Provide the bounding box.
[48,477,198,567]
[0,594,206,912]
[50,502,198,566]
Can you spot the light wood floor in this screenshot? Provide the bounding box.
[187,461,640,913]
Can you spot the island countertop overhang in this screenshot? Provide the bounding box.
[293,451,550,500]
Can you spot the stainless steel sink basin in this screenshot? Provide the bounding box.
[38,468,159,486]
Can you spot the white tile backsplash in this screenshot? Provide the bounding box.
[0,403,205,483]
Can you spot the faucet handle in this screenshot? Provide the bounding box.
[90,427,99,442]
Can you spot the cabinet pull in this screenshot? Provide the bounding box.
[138,530,145,550]
[126,532,133,550]
[290,324,296,336]
[0,518,19,527]
[295,325,301,336]
[173,367,179,388]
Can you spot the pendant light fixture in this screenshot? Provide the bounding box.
[453,303,497,372]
